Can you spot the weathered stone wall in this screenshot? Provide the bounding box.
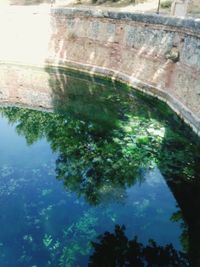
[188,0,200,14]
[0,64,53,109]
[0,7,199,134]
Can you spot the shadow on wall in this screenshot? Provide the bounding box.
[48,10,176,88]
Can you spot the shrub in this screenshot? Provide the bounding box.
[161,0,172,8]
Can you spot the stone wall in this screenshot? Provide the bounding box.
[0,7,199,134]
[188,0,200,14]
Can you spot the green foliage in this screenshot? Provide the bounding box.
[158,128,200,183]
[161,0,172,8]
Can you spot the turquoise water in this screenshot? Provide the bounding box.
[0,70,199,266]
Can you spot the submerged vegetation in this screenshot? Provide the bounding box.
[0,69,199,266]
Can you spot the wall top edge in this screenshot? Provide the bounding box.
[1,6,200,33]
[52,7,200,33]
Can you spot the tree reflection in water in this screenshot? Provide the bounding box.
[0,68,200,266]
[89,225,190,267]
[0,71,169,205]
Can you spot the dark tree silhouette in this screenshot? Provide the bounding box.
[89,225,190,267]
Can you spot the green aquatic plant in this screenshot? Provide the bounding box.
[0,164,14,178]
[42,189,52,197]
[34,208,99,267]
[59,210,98,267]
[23,235,33,244]
[43,234,53,248]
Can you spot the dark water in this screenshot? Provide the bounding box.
[0,69,199,267]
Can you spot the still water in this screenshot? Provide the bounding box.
[0,69,199,267]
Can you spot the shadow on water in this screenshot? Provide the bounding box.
[159,137,200,267]
[0,67,200,266]
[88,224,189,267]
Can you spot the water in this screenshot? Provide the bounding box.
[0,69,199,267]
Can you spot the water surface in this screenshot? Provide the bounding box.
[0,69,199,267]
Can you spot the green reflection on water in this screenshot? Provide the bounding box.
[0,68,199,267]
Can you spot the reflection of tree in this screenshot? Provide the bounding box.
[1,68,200,264]
[0,69,200,206]
[0,71,167,204]
[89,225,190,267]
[142,93,200,267]
[171,210,189,253]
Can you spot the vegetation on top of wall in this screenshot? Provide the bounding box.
[160,0,172,9]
